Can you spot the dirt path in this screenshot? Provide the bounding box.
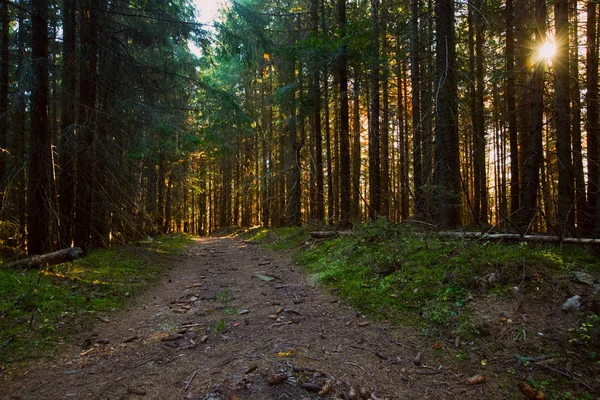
[2,237,484,399]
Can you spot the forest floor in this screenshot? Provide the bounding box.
[1,233,599,399]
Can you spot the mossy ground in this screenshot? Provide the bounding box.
[242,220,600,399]
[0,234,194,367]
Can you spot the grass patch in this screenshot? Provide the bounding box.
[0,234,194,367]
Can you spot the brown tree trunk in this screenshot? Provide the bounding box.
[337,0,351,226]
[310,0,324,223]
[368,0,381,220]
[74,0,99,249]
[519,0,547,231]
[587,0,600,235]
[434,0,460,227]
[352,69,361,222]
[0,0,8,198]
[28,0,53,255]
[410,0,423,219]
[58,0,77,248]
[474,0,487,224]
[506,0,520,218]
[380,1,390,217]
[555,0,574,234]
[571,0,587,232]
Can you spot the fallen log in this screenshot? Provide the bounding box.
[438,232,600,245]
[1,247,84,270]
[310,231,355,239]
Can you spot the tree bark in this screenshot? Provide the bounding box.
[0,0,8,197]
[587,0,600,235]
[368,0,381,220]
[434,0,460,227]
[506,0,520,217]
[518,0,546,231]
[570,0,587,231]
[58,0,77,248]
[337,0,351,226]
[310,0,324,223]
[28,0,53,255]
[75,0,99,248]
[555,0,574,234]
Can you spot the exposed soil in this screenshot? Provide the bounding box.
[0,237,596,399]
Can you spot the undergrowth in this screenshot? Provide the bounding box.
[246,219,600,331]
[0,234,194,367]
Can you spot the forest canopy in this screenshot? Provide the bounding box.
[0,0,599,255]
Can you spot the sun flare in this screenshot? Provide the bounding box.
[537,41,556,62]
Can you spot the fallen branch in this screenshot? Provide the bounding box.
[1,247,84,270]
[310,231,354,239]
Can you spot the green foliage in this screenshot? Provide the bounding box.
[213,319,227,334]
[0,234,193,367]
[569,314,600,349]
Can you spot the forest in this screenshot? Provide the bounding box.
[0,0,599,256]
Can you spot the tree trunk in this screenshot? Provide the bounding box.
[571,0,587,232]
[310,0,324,223]
[28,0,53,255]
[588,0,600,235]
[555,0,574,234]
[74,0,99,249]
[519,0,547,231]
[352,69,361,221]
[380,1,390,217]
[410,0,423,219]
[58,0,77,248]
[434,0,460,227]
[337,0,351,226]
[0,0,8,198]
[368,0,381,220]
[506,0,520,217]
[474,0,487,225]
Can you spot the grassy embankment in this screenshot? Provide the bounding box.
[0,234,194,368]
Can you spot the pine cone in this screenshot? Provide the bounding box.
[267,373,288,386]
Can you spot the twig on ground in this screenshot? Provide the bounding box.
[184,370,198,390]
[344,361,373,378]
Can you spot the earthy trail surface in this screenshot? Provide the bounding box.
[2,237,484,399]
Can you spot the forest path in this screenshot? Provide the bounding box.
[3,237,479,399]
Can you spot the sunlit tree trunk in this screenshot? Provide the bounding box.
[570,0,586,232]
[587,0,600,235]
[519,0,546,231]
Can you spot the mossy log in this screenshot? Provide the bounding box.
[1,247,84,269]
